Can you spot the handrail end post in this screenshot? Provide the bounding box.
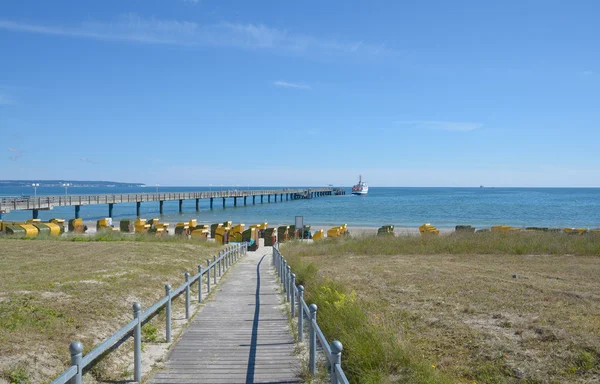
[309,303,318,376]
[330,340,343,384]
[165,284,172,342]
[297,285,304,342]
[69,341,83,384]
[290,273,296,317]
[184,272,191,319]
[133,302,142,382]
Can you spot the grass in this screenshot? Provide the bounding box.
[287,231,600,257]
[282,232,600,383]
[0,235,222,383]
[7,230,212,243]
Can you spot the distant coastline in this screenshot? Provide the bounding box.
[0,180,145,188]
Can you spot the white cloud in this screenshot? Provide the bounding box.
[0,15,393,57]
[183,0,200,4]
[273,81,311,90]
[395,120,482,132]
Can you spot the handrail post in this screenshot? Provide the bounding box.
[214,255,218,281]
[217,254,221,277]
[282,261,287,295]
[165,284,172,342]
[197,265,203,303]
[290,273,296,317]
[309,304,318,375]
[185,272,191,319]
[69,341,83,384]
[133,302,142,382]
[298,286,304,342]
[330,340,343,384]
[206,259,211,293]
[285,265,291,302]
[222,248,226,271]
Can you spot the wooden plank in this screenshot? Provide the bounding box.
[149,246,301,384]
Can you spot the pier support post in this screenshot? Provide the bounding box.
[32,209,39,219]
[179,199,183,213]
[286,193,289,201]
[195,198,200,212]
[261,195,264,204]
[234,197,237,207]
[210,198,213,209]
[222,198,226,208]
[75,205,81,219]
[244,196,247,205]
[159,200,164,215]
[108,203,114,218]
[268,195,271,203]
[136,202,141,217]
[253,196,255,204]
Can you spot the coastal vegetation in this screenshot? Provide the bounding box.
[0,237,221,383]
[282,232,600,383]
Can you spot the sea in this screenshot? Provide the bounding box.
[1,186,600,229]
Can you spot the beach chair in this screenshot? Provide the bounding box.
[313,229,325,241]
[419,223,439,235]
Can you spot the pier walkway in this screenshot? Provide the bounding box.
[149,245,301,384]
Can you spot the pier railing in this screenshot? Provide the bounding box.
[273,244,350,384]
[50,242,248,384]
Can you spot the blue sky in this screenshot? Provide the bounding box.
[1,0,598,187]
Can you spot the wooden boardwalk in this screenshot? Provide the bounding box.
[149,245,301,384]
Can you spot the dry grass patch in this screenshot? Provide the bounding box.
[282,233,600,383]
[0,238,221,383]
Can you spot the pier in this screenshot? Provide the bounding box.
[0,188,336,219]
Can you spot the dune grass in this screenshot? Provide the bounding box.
[289,231,600,257]
[0,237,221,383]
[1,230,215,243]
[282,232,600,383]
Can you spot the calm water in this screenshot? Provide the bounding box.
[1,186,600,229]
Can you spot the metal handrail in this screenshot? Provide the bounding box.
[50,366,77,384]
[81,318,138,368]
[50,242,248,384]
[272,244,350,384]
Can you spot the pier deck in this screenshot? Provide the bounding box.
[149,245,301,384]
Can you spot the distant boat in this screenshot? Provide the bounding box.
[480,185,484,188]
[351,175,368,195]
